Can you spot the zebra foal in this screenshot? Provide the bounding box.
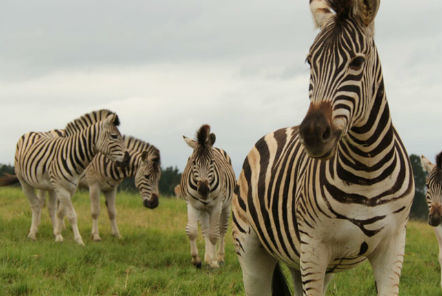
[79,135,161,241]
[0,110,126,245]
[421,153,442,289]
[179,124,235,268]
[232,1,414,295]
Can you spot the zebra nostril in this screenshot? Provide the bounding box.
[322,126,331,142]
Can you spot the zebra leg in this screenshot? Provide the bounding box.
[299,240,329,295]
[186,204,201,267]
[433,225,442,289]
[89,184,102,241]
[290,267,334,296]
[237,227,278,295]
[368,227,406,296]
[56,188,85,246]
[46,190,58,234]
[36,190,46,227]
[21,182,41,240]
[104,188,121,239]
[217,204,231,265]
[203,207,221,268]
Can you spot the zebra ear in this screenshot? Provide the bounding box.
[209,133,216,146]
[183,136,197,149]
[421,155,435,173]
[355,0,380,27]
[104,113,120,127]
[310,0,333,28]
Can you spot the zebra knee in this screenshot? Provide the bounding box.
[209,233,219,245]
[186,225,198,240]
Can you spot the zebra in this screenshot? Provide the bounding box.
[232,1,414,295]
[79,135,161,241]
[179,124,236,268]
[0,110,126,245]
[421,152,442,289]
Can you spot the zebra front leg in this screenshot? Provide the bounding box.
[202,207,221,268]
[56,188,85,246]
[236,227,278,296]
[186,204,201,268]
[299,239,330,296]
[89,184,102,241]
[104,188,121,239]
[217,204,231,265]
[368,227,406,296]
[21,183,41,240]
[433,225,442,289]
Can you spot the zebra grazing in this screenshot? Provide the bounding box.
[179,124,235,268]
[79,135,161,241]
[0,110,126,245]
[421,153,442,289]
[232,1,414,295]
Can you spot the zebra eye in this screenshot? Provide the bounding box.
[144,174,151,179]
[110,134,119,139]
[349,56,365,71]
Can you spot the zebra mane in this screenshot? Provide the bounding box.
[436,151,442,170]
[64,109,119,136]
[124,135,160,167]
[197,124,211,147]
[327,0,352,18]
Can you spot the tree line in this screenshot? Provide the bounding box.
[0,154,431,220]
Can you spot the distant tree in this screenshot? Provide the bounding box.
[409,154,428,220]
[159,166,182,197]
[0,164,14,175]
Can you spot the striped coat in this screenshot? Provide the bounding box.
[232,1,414,295]
[179,124,235,268]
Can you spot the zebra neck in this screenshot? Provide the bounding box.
[334,82,398,182]
[76,125,99,169]
[107,152,140,179]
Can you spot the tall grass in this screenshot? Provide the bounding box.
[0,187,440,295]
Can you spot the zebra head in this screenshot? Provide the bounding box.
[96,114,127,164]
[135,148,161,209]
[300,0,380,159]
[421,153,442,227]
[184,124,217,200]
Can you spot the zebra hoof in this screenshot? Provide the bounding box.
[194,262,202,269]
[91,234,102,241]
[55,235,64,242]
[27,233,37,241]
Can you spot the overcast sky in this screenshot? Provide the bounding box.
[0,0,441,174]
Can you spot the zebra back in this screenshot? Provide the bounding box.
[64,109,119,136]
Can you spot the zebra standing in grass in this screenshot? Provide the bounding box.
[79,135,161,241]
[0,110,126,245]
[421,153,442,289]
[179,124,235,268]
[232,1,414,295]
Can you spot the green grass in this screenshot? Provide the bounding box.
[0,187,440,295]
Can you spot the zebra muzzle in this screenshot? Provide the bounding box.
[143,193,159,209]
[429,204,442,226]
[197,180,210,199]
[115,151,130,168]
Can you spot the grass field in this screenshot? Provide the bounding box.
[0,187,441,296]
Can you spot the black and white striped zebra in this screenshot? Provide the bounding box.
[0,110,126,245]
[179,124,235,268]
[232,1,414,295]
[79,135,161,241]
[421,153,442,289]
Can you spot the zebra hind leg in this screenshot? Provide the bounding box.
[21,182,42,240]
[104,188,121,239]
[89,184,102,241]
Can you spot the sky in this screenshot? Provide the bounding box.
[0,0,441,175]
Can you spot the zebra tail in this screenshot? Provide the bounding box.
[272,263,291,296]
[0,173,20,186]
